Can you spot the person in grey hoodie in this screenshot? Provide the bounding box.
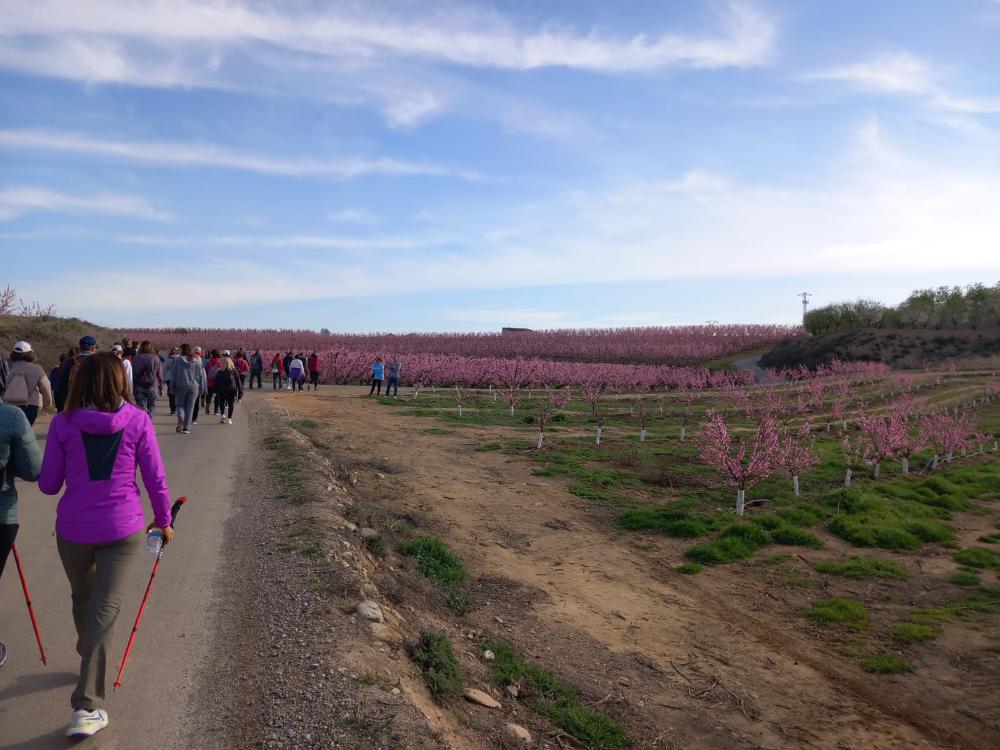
[163,347,180,415]
[0,401,44,668]
[170,344,204,434]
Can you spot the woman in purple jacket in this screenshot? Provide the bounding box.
[39,353,175,739]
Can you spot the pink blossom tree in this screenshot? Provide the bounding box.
[780,422,819,496]
[698,411,783,516]
[535,386,571,448]
[841,432,870,487]
[583,379,609,445]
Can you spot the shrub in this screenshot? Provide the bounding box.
[399,536,467,583]
[677,563,703,574]
[813,557,910,580]
[861,654,913,674]
[949,570,981,587]
[777,504,827,527]
[409,630,461,701]
[807,598,869,630]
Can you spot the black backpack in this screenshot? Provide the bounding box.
[215,369,235,391]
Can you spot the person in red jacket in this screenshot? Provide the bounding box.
[234,351,250,396]
[307,352,321,390]
[270,353,285,391]
[204,350,223,415]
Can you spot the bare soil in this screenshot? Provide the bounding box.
[275,387,1000,750]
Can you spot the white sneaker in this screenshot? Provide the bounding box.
[226,418,233,424]
[220,416,226,423]
[66,708,108,738]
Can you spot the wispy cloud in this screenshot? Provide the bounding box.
[0,0,776,74]
[327,208,379,225]
[0,186,170,221]
[0,129,479,181]
[806,52,1000,113]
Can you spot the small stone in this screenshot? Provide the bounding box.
[483,649,496,661]
[391,688,401,696]
[504,723,532,745]
[463,688,501,709]
[360,528,379,540]
[376,472,386,479]
[355,600,384,623]
[344,522,357,532]
[506,684,519,698]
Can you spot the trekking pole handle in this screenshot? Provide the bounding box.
[168,496,189,526]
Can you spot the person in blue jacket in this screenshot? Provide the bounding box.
[368,357,384,397]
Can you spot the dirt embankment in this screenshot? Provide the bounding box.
[0,314,119,367]
[761,329,1000,370]
[275,387,998,750]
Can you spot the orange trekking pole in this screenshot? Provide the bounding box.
[11,543,46,665]
[114,496,188,690]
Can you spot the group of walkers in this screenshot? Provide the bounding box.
[1,337,175,738]
[368,357,402,398]
[268,351,322,391]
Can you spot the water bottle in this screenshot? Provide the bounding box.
[146,529,163,557]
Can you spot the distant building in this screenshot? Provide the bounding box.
[501,327,534,334]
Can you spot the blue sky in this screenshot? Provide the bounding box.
[1,0,999,331]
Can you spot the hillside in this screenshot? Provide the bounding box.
[760,328,1000,370]
[0,314,118,370]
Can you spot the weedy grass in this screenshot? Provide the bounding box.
[813,557,911,580]
[677,563,703,574]
[399,536,467,584]
[889,622,941,643]
[483,641,630,749]
[807,598,869,630]
[949,570,982,587]
[684,515,822,565]
[861,654,913,674]
[409,630,462,701]
[953,547,1000,569]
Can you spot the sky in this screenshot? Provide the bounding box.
[1,0,999,332]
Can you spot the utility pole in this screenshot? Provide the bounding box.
[798,292,812,323]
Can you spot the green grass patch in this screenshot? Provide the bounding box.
[978,533,1000,544]
[684,518,821,566]
[442,588,476,615]
[825,489,954,550]
[409,630,462,701]
[290,418,318,429]
[813,557,910,580]
[949,570,982,587]
[954,547,1000,569]
[677,563,703,574]
[617,508,715,538]
[861,654,913,674]
[807,598,869,630]
[399,536,467,584]
[889,622,940,643]
[422,427,454,435]
[482,641,629,749]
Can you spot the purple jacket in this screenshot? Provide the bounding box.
[39,403,173,544]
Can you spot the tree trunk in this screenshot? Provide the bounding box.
[639,429,647,442]
[736,489,746,516]
[458,404,463,417]
[679,425,686,442]
[873,461,881,479]
[843,419,848,431]
[510,405,515,416]
[792,475,800,496]
[844,468,852,487]
[931,454,939,470]
[595,426,602,445]
[901,457,909,474]
[946,450,954,462]
[536,431,544,449]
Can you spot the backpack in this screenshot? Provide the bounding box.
[0,356,9,396]
[4,369,29,404]
[135,357,155,387]
[215,369,235,391]
[206,360,220,381]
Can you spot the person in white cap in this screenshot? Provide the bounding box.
[4,342,53,425]
[110,345,133,393]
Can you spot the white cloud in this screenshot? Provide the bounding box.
[15,121,1000,315]
[441,309,571,327]
[806,52,1000,113]
[0,0,776,74]
[0,129,479,181]
[327,208,379,225]
[0,186,169,221]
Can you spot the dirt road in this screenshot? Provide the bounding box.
[0,395,249,749]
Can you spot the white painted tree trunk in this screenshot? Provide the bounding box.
[536,431,544,449]
[640,429,647,442]
[458,404,463,417]
[960,447,967,457]
[736,489,746,516]
[844,468,852,487]
[510,405,515,416]
[931,454,939,470]
[946,450,954,462]
[873,461,881,479]
[792,475,800,496]
[994,440,999,452]
[679,425,686,442]
[595,426,602,445]
[901,457,909,474]
[843,419,848,431]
